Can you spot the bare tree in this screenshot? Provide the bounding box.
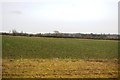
[54,30,59,34]
[12,29,18,36]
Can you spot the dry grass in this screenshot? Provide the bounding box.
[2,59,118,78]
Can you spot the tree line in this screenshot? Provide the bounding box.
[0,30,119,40]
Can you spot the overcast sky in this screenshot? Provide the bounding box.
[0,0,119,34]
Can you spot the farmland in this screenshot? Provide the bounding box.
[2,35,119,78]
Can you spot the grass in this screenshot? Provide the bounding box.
[2,35,119,78]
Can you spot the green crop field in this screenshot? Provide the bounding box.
[2,35,119,78]
[2,35,118,59]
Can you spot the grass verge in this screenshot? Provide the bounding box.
[2,59,118,78]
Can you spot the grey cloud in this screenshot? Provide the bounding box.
[11,11,22,14]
